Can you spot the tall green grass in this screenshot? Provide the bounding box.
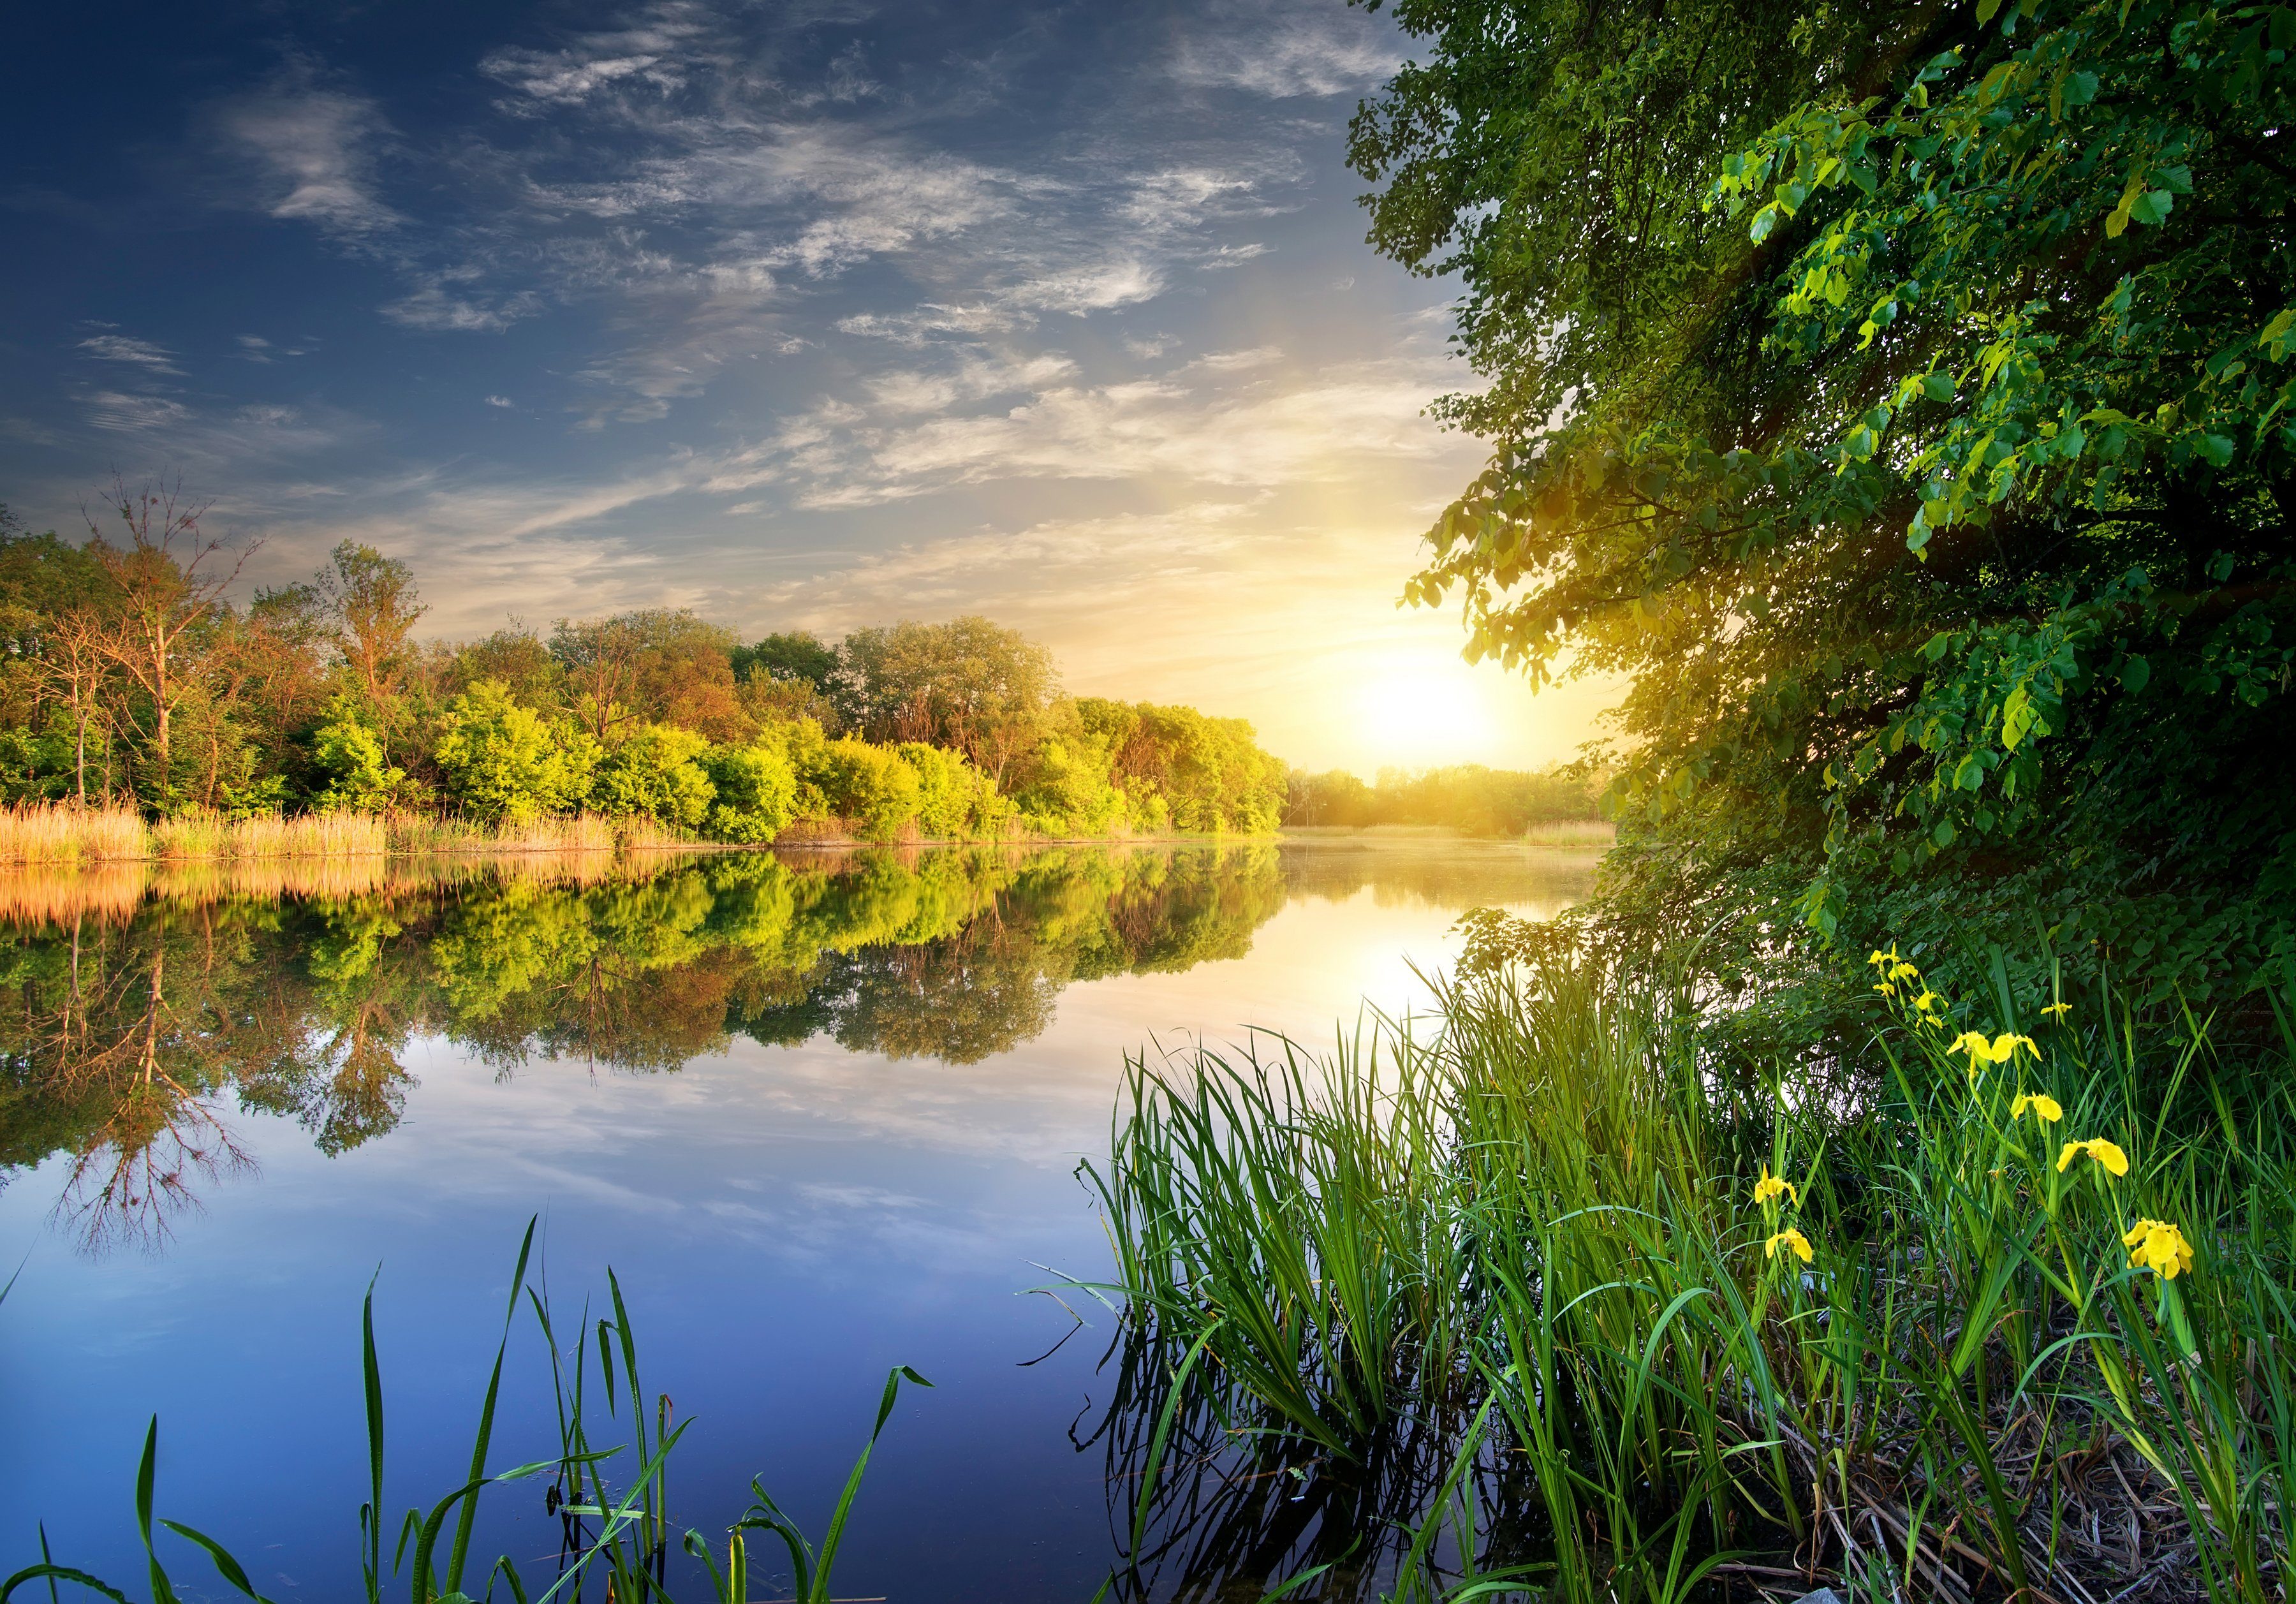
[3,1221,928,1604]
[1086,950,2296,1603]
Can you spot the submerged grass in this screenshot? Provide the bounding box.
[4,1221,927,1604]
[1087,950,2296,1603]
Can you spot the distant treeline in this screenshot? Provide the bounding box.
[1283,763,1606,836]
[0,485,1286,842]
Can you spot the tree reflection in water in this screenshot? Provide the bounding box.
[0,844,1288,1252]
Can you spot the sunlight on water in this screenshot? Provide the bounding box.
[0,838,1594,1603]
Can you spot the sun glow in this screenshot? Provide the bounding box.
[1346,650,1502,770]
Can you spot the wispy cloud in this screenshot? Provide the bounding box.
[75,334,181,373]
[213,59,402,239]
[1170,3,1401,98]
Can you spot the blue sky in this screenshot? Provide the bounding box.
[0,0,1612,772]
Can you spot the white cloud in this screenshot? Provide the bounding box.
[84,392,193,432]
[75,335,182,374]
[381,277,540,333]
[837,304,1029,344]
[708,355,1459,506]
[1006,258,1166,316]
[1172,8,1401,98]
[215,64,401,239]
[485,395,515,408]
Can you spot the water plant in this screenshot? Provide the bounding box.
[1,1220,928,1604]
[1087,946,2296,1601]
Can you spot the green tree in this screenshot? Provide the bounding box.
[807,737,922,841]
[592,724,715,829]
[899,741,1014,838]
[1360,0,2296,1004]
[311,698,408,813]
[835,617,1057,784]
[702,733,802,843]
[733,629,839,690]
[433,679,597,824]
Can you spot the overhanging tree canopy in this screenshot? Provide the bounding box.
[1355,0,2296,1003]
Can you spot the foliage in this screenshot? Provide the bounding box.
[733,629,838,690]
[592,723,715,830]
[1092,947,2296,1602]
[804,737,922,841]
[1012,734,1128,837]
[0,511,1287,844]
[432,680,598,825]
[834,615,1057,783]
[1285,762,1604,834]
[1075,698,1288,832]
[311,698,410,814]
[897,740,1014,838]
[700,732,801,844]
[1357,0,2296,1017]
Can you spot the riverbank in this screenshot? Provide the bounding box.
[0,801,1374,868]
[1094,940,2295,1601]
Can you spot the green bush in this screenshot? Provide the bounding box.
[898,742,1012,839]
[1013,737,1124,837]
[702,733,801,843]
[433,679,598,825]
[311,698,408,814]
[808,737,922,841]
[592,723,714,829]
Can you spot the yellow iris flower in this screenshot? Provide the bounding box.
[1753,1167,1799,1206]
[2122,1219,2194,1280]
[1951,1031,2038,1073]
[1765,1227,1814,1263]
[2041,1000,2072,1019]
[2010,1092,2063,1123]
[1867,946,1899,969]
[2056,1138,2129,1177]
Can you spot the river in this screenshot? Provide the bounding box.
[0,837,1594,1603]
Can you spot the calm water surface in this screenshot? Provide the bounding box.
[0,839,1593,1603]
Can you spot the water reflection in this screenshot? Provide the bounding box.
[0,837,1600,1603]
[0,845,1309,1251]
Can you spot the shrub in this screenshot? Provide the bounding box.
[592,723,714,830]
[311,699,408,814]
[898,742,1012,839]
[701,733,801,844]
[433,679,598,825]
[809,737,921,841]
[1013,737,1124,837]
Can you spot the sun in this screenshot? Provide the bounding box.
[1348,651,1499,769]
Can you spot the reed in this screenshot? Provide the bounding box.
[1516,819,1614,848]
[1089,950,2296,1603]
[4,1221,927,1604]
[0,804,147,864]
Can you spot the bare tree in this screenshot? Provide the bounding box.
[80,475,257,809]
[38,606,113,805]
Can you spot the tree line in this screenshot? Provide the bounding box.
[0,480,1288,843]
[1283,763,1606,835]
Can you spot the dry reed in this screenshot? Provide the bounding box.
[0,804,148,864]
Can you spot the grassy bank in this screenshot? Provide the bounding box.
[0,802,694,866]
[0,800,1302,870]
[1088,948,2296,1601]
